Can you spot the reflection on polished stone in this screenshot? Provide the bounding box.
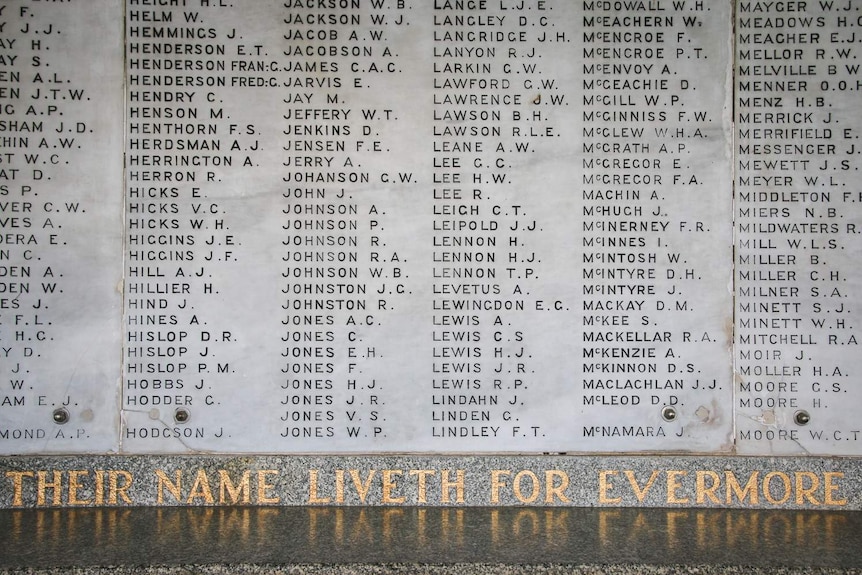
[2,507,861,569]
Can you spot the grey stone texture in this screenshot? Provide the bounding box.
[2,455,860,510]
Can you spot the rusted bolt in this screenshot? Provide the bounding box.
[174,408,190,424]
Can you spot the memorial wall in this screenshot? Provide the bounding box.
[2,0,862,508]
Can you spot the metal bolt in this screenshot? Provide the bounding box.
[661,406,677,422]
[795,410,811,426]
[174,408,190,424]
[52,408,69,425]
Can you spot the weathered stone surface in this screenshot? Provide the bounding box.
[2,455,860,510]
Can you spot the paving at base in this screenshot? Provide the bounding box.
[1,507,861,574]
[1,567,861,575]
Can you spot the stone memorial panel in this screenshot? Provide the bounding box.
[735,0,862,456]
[0,0,125,454]
[0,0,860,463]
[120,0,734,453]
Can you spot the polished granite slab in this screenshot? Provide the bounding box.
[1,507,861,573]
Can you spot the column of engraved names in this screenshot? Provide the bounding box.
[124,0,256,450]
[579,1,732,449]
[280,2,362,445]
[431,0,566,447]
[0,1,123,454]
[736,0,862,455]
[280,0,410,448]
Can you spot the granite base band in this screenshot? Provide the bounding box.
[5,568,862,575]
[2,507,861,571]
[1,455,859,510]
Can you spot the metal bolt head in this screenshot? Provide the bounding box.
[661,406,677,422]
[52,408,69,425]
[174,408,190,424]
[795,410,811,426]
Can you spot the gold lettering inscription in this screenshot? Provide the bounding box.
[545,470,570,503]
[491,469,571,504]
[306,469,466,505]
[763,472,792,505]
[349,470,376,504]
[156,469,182,504]
[696,470,720,505]
[36,471,62,506]
[624,470,659,502]
[409,470,436,504]
[154,469,278,506]
[381,470,405,504]
[441,469,465,504]
[256,470,280,504]
[824,472,847,506]
[67,470,90,506]
[218,470,251,505]
[4,470,134,507]
[600,469,847,508]
[335,469,345,503]
[513,470,540,504]
[94,470,105,505]
[188,470,215,504]
[5,471,34,507]
[598,470,622,504]
[795,472,820,505]
[726,471,759,505]
[108,471,133,504]
[666,471,690,505]
[308,469,330,504]
[490,470,511,504]
[0,466,851,509]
